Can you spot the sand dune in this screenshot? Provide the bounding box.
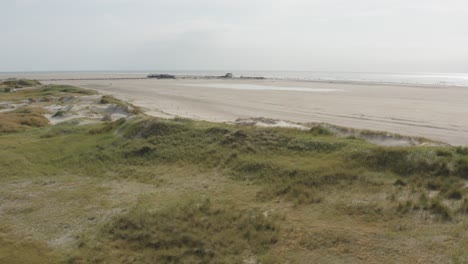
[33,77,468,146]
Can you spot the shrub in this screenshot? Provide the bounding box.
[455,147,468,156]
[0,107,48,132]
[52,110,65,117]
[88,118,126,134]
[397,200,414,214]
[99,95,115,104]
[287,139,344,152]
[39,120,92,138]
[455,158,468,178]
[338,202,384,218]
[397,196,453,221]
[446,189,463,200]
[100,95,141,114]
[259,184,323,205]
[123,119,189,139]
[457,198,468,214]
[16,79,41,87]
[429,199,453,221]
[205,126,231,136]
[40,85,95,95]
[299,230,352,250]
[309,125,333,136]
[354,148,451,176]
[86,199,279,263]
[436,149,452,157]
[426,178,443,190]
[394,179,407,186]
[1,79,41,88]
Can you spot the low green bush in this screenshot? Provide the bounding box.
[79,199,279,263]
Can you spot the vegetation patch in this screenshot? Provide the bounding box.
[0,107,49,132]
[0,78,41,88]
[458,198,468,214]
[0,225,58,264]
[52,110,66,117]
[122,117,190,139]
[40,85,96,96]
[0,84,96,102]
[350,147,459,177]
[397,194,455,221]
[299,229,353,250]
[309,125,334,136]
[73,199,279,263]
[1,84,467,262]
[100,95,141,114]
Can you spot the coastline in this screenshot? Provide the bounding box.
[2,72,468,89]
[48,77,468,146]
[2,73,468,145]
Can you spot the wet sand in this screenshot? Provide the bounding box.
[4,73,467,145]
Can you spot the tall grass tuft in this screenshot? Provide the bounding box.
[78,199,279,263]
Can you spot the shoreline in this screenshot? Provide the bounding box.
[43,77,468,146]
[2,73,468,89]
[2,74,468,145]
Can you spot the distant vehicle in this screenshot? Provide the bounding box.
[147,74,176,79]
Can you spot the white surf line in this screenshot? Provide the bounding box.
[178,83,344,92]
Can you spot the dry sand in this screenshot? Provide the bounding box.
[5,73,467,145]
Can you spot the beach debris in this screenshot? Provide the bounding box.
[147,74,176,79]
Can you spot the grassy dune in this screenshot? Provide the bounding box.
[0,79,42,92]
[0,85,467,263]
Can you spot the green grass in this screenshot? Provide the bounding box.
[100,95,141,114]
[0,84,96,102]
[0,86,467,263]
[0,225,59,264]
[72,198,279,263]
[40,85,96,96]
[0,106,49,132]
[0,79,41,89]
[1,115,466,206]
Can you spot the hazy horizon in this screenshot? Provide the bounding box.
[1,0,467,73]
[2,70,468,75]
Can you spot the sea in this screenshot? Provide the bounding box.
[1,71,468,87]
[159,71,468,87]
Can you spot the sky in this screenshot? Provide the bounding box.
[1,0,467,73]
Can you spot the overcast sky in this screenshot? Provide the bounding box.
[1,0,467,72]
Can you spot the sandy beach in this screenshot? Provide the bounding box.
[3,73,467,145]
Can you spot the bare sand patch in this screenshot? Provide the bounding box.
[36,77,468,145]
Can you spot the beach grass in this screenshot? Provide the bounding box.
[0,79,41,90]
[0,85,467,263]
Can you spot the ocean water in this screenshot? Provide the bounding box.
[160,70,468,87]
[1,70,468,87]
